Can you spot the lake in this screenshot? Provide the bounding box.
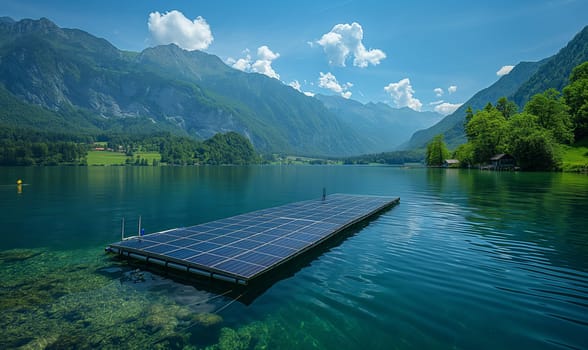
[1,166,587,349]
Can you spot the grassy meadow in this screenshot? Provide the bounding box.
[87,151,161,166]
[561,138,588,172]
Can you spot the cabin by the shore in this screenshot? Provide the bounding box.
[489,153,516,170]
[443,159,460,168]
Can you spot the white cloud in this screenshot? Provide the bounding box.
[429,100,445,106]
[289,80,302,91]
[289,80,315,97]
[251,45,280,79]
[227,46,280,79]
[318,72,353,98]
[257,45,279,61]
[448,85,457,94]
[148,10,213,51]
[496,65,514,76]
[316,22,386,68]
[341,91,352,99]
[384,78,422,111]
[434,102,463,115]
[434,88,444,97]
[228,55,252,71]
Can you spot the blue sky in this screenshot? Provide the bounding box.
[2,0,587,115]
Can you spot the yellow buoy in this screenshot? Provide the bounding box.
[17,179,23,185]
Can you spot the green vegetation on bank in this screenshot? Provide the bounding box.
[427,62,588,171]
[0,128,259,166]
[561,137,588,172]
[86,151,161,166]
[341,150,424,165]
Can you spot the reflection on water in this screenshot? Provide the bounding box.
[0,166,587,349]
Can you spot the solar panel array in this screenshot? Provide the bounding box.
[109,194,399,283]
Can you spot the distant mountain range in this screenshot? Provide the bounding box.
[315,94,442,152]
[0,17,441,156]
[404,25,588,150]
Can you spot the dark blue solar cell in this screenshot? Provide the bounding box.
[187,253,227,266]
[249,233,278,243]
[214,259,263,277]
[309,222,340,230]
[237,251,282,267]
[210,245,247,258]
[168,238,200,247]
[274,237,309,250]
[290,232,322,243]
[227,230,254,239]
[208,227,232,235]
[255,244,296,258]
[184,226,210,234]
[143,244,177,254]
[116,238,159,250]
[228,239,261,250]
[208,235,238,245]
[164,228,193,237]
[187,241,223,251]
[297,227,325,236]
[185,232,218,241]
[324,215,354,224]
[225,223,246,231]
[279,221,310,231]
[142,233,177,243]
[166,248,200,260]
[241,226,267,234]
[269,217,293,225]
[263,228,290,237]
[256,221,279,228]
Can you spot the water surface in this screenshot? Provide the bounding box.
[1,166,587,349]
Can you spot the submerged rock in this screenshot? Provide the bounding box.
[0,249,43,263]
[192,312,223,327]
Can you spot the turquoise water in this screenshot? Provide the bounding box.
[1,166,587,349]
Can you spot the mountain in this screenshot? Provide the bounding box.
[0,17,366,156]
[512,26,588,106]
[136,45,368,155]
[315,94,442,151]
[404,24,588,150]
[403,60,543,149]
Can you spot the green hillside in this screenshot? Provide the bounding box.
[513,26,588,107]
[0,17,365,157]
[315,94,442,151]
[404,60,543,150]
[405,25,588,151]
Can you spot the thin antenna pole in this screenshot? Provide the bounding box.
[138,215,142,236]
[121,217,125,240]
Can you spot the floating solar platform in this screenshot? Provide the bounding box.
[106,194,399,285]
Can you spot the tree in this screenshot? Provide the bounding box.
[563,62,588,139]
[464,106,474,128]
[525,89,573,144]
[465,106,507,164]
[453,142,474,168]
[504,112,561,170]
[495,97,518,119]
[426,134,449,166]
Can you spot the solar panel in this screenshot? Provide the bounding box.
[108,194,399,284]
[143,244,177,254]
[166,248,200,260]
[188,253,226,266]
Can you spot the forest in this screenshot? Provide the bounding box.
[0,129,259,166]
[426,62,588,171]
